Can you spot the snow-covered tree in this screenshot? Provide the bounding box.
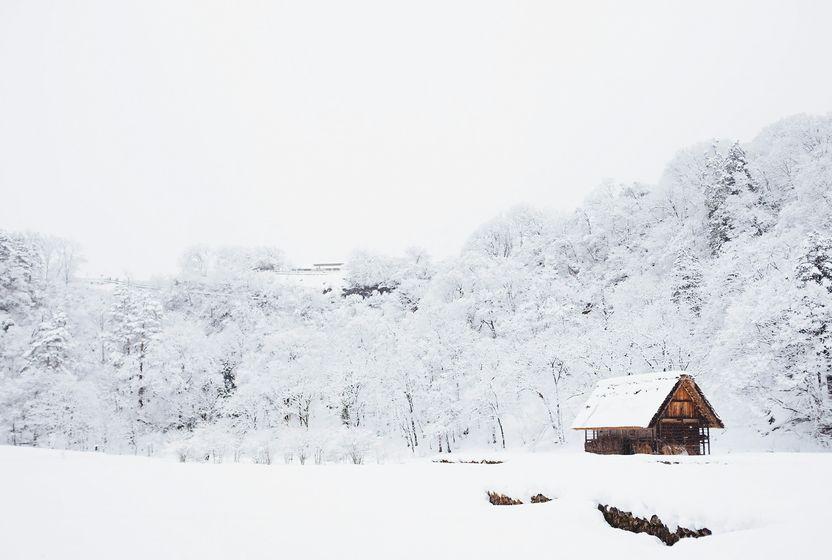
[3,112,832,454]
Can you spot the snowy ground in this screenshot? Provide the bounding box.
[1,446,829,560]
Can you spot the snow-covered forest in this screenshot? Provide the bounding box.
[2,113,831,461]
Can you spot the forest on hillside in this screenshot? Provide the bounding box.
[2,113,831,461]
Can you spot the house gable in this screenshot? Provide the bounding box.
[649,376,724,429]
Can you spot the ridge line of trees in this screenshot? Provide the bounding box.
[1,113,831,460]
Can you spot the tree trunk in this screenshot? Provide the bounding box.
[138,343,145,409]
[496,417,506,449]
[537,392,561,443]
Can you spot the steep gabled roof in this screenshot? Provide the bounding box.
[571,371,724,430]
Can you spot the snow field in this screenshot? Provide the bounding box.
[1,446,830,559]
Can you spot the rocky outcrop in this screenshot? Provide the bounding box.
[487,492,523,505]
[597,504,711,546]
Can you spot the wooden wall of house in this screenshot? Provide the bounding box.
[584,428,655,455]
[656,423,703,455]
[656,384,705,454]
[663,385,697,419]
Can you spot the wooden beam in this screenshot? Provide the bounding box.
[572,426,645,431]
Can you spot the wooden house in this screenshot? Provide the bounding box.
[571,372,724,455]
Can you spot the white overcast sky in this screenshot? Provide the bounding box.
[1,1,831,277]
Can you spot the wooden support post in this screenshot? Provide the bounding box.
[706,426,710,455]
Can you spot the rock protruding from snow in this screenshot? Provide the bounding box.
[597,504,711,546]
[487,491,523,505]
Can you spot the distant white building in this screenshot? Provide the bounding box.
[275,261,345,291]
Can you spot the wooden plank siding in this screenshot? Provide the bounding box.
[665,385,696,419]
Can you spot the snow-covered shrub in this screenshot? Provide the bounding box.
[172,423,239,464]
[334,427,376,465]
[241,429,279,464]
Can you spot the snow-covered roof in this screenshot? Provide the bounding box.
[571,371,686,430]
